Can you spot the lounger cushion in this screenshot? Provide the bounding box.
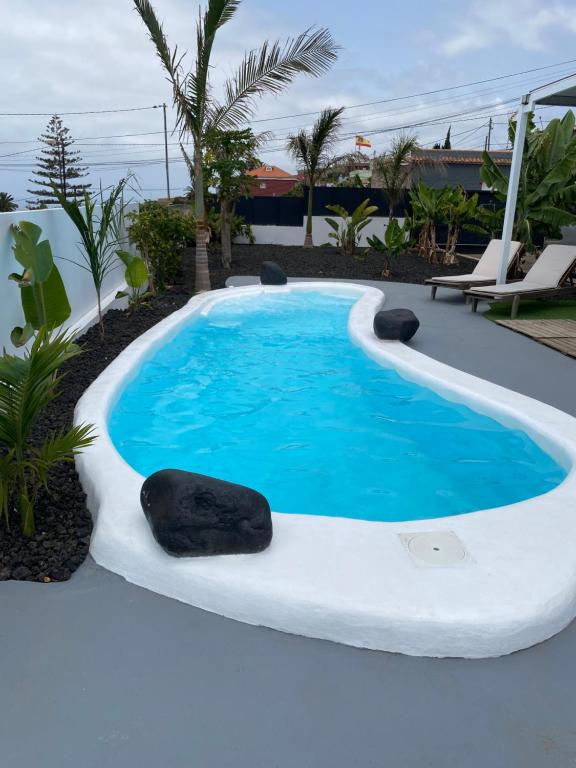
[429,273,492,284]
[472,239,521,276]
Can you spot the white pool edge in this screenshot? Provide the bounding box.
[74,281,576,658]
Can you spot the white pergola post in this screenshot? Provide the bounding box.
[496,101,531,285]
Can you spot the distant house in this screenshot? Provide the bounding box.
[247,165,300,196]
[410,148,513,191]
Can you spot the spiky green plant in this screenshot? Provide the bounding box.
[133,0,339,292]
[287,107,344,247]
[373,134,421,221]
[53,177,131,333]
[0,329,96,536]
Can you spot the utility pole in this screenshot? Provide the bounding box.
[162,103,171,200]
[486,117,493,151]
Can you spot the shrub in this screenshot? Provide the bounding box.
[127,202,194,292]
[0,329,96,536]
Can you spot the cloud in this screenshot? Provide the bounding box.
[439,0,576,56]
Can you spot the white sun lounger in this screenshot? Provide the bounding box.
[425,239,522,299]
[465,244,576,318]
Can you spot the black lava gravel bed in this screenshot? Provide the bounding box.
[0,290,190,583]
[208,244,467,288]
[0,244,461,583]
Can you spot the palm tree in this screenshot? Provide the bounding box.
[134,0,339,292]
[373,133,420,221]
[0,192,17,212]
[287,107,344,247]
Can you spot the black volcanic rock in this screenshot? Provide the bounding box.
[374,309,420,342]
[260,261,287,285]
[141,469,273,557]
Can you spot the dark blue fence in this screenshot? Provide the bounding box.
[235,187,500,226]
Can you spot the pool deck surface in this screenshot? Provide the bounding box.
[2,279,576,768]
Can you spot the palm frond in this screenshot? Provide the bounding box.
[287,107,343,182]
[210,27,339,131]
[34,424,96,487]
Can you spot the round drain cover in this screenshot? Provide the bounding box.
[406,532,467,566]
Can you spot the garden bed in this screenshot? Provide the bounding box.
[208,244,467,288]
[0,245,462,582]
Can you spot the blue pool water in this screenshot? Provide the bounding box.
[109,291,566,522]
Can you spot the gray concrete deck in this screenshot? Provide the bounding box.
[1,280,575,768]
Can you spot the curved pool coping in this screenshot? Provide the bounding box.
[74,281,576,658]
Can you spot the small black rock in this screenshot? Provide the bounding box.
[260,261,287,285]
[374,308,420,342]
[141,469,273,557]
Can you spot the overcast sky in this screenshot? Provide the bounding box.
[2,0,576,207]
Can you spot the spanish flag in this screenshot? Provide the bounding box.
[355,135,372,148]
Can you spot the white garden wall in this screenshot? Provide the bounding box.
[0,205,135,353]
[236,216,404,247]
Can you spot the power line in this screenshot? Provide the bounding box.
[248,58,576,124]
[0,105,163,117]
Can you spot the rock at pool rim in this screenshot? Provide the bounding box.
[260,261,287,285]
[140,469,273,557]
[374,308,420,342]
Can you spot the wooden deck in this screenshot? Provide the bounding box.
[495,319,576,358]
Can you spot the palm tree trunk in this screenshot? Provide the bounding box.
[304,182,314,248]
[220,199,232,269]
[194,148,211,293]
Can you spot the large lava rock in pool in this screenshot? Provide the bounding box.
[260,261,287,285]
[374,309,420,342]
[141,470,273,557]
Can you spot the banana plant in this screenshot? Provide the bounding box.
[366,218,411,277]
[0,328,95,536]
[8,221,71,347]
[442,187,478,264]
[325,198,379,257]
[115,249,151,309]
[481,111,576,252]
[409,183,449,263]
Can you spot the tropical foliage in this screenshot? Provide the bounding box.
[325,198,378,257]
[0,192,17,212]
[443,187,478,264]
[409,182,447,262]
[287,106,344,246]
[481,111,576,252]
[366,218,410,277]
[0,329,95,536]
[9,222,71,347]
[373,134,420,221]
[54,178,147,332]
[127,201,195,292]
[134,0,338,292]
[203,128,261,267]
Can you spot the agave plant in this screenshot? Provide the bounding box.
[0,329,96,536]
[325,198,379,257]
[481,111,576,253]
[287,107,344,247]
[133,0,339,292]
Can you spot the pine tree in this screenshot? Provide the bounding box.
[443,126,452,150]
[27,115,91,208]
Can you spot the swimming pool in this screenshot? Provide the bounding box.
[109,290,564,522]
[75,281,576,658]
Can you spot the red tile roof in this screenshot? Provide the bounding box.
[247,164,298,180]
